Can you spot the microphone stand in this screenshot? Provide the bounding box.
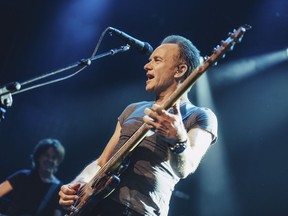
[0,45,130,122]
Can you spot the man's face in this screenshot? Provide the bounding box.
[38,147,59,174]
[144,43,181,97]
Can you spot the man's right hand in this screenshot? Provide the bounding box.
[59,183,81,207]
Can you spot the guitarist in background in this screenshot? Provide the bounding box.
[0,138,66,216]
[59,35,218,216]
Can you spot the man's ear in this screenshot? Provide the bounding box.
[174,64,188,79]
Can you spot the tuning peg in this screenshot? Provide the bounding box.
[236,35,244,43]
[213,45,220,53]
[228,31,235,38]
[228,44,235,51]
[242,24,252,31]
[203,56,209,61]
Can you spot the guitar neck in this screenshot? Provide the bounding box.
[99,123,150,176]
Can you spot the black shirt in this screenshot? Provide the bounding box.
[3,169,62,216]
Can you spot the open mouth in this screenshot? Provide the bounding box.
[146,74,154,80]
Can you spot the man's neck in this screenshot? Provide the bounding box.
[155,82,190,105]
[155,94,189,106]
[38,169,56,183]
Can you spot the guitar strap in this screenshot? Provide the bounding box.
[35,182,59,216]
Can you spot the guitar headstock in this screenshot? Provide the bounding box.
[203,24,252,68]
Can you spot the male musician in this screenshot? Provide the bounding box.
[0,138,65,216]
[59,35,218,216]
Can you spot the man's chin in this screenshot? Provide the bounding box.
[145,86,153,92]
[42,166,56,173]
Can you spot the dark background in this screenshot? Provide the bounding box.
[1,0,288,215]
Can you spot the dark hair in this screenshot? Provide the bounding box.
[31,138,65,168]
[161,35,200,79]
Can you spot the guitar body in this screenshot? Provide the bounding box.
[66,174,120,216]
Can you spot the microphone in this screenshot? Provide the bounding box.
[109,27,153,56]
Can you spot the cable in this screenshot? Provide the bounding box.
[13,27,113,95]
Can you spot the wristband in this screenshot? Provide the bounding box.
[169,140,187,154]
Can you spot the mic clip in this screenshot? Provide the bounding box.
[0,82,21,108]
[110,45,130,55]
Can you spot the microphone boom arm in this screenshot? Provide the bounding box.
[0,45,130,110]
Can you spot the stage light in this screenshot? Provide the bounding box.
[194,73,239,216]
[209,48,288,88]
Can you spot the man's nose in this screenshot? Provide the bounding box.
[144,62,151,71]
[47,156,56,162]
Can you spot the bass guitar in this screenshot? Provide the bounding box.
[65,24,251,216]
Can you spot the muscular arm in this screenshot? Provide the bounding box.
[72,121,122,184]
[98,121,122,167]
[59,122,121,207]
[0,180,13,197]
[168,127,212,178]
[143,103,213,178]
